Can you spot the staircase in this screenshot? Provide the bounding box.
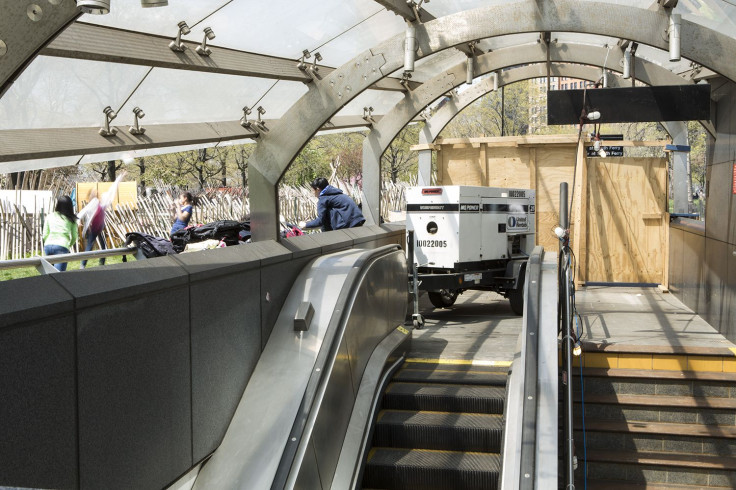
[573,359,736,489]
[361,361,508,490]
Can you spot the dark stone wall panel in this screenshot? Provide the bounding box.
[189,270,262,463]
[77,288,192,490]
[0,316,77,489]
[704,238,728,330]
[705,162,732,243]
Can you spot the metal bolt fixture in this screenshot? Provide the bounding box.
[141,0,168,7]
[0,40,7,58]
[255,106,268,132]
[240,106,253,130]
[76,0,109,15]
[297,50,322,81]
[362,106,375,125]
[27,4,43,21]
[169,21,191,52]
[399,71,413,91]
[196,27,215,56]
[99,106,118,137]
[129,107,146,135]
[406,0,429,23]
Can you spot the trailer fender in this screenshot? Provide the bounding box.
[505,259,527,290]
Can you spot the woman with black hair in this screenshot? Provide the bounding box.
[170,191,195,235]
[43,195,78,271]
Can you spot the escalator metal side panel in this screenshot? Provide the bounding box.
[192,248,380,490]
[330,329,410,490]
[285,248,408,490]
[535,254,559,488]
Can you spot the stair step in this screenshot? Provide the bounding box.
[576,402,736,426]
[582,459,736,488]
[363,448,500,490]
[575,393,736,410]
[579,480,733,489]
[374,410,503,452]
[576,419,736,439]
[580,368,736,383]
[394,367,507,386]
[403,361,509,374]
[576,428,736,456]
[585,450,736,471]
[383,382,506,414]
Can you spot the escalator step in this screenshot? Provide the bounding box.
[394,368,507,386]
[384,382,506,414]
[363,447,500,490]
[374,410,503,452]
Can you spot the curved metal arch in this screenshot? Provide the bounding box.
[248,0,735,241]
[360,43,689,223]
[0,2,80,99]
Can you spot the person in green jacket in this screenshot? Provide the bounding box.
[43,195,78,272]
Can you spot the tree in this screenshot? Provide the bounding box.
[233,143,254,189]
[281,139,331,187]
[382,124,420,184]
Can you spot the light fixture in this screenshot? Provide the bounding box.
[99,106,117,137]
[169,21,191,52]
[404,22,417,73]
[572,341,582,356]
[586,110,601,121]
[141,0,168,6]
[196,27,215,56]
[129,107,146,135]
[668,13,681,62]
[362,106,376,125]
[622,47,631,79]
[76,0,110,15]
[297,50,322,81]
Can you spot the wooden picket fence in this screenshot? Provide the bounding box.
[0,180,407,259]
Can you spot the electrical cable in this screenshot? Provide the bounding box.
[190,0,235,29]
[306,7,385,56]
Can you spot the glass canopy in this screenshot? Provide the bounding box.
[1,0,734,170]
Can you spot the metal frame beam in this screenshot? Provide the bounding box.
[41,22,416,92]
[247,0,736,241]
[0,115,377,172]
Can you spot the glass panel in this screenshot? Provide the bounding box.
[0,156,80,174]
[83,0,406,65]
[0,57,149,130]
[122,70,307,124]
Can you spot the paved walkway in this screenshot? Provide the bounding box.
[575,286,736,352]
[409,290,522,363]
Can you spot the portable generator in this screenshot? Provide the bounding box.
[405,185,536,321]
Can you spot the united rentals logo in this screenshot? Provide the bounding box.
[508,216,529,229]
[422,188,443,195]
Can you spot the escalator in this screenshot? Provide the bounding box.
[362,361,508,490]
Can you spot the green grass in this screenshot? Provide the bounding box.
[0,254,135,282]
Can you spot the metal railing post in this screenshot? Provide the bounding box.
[559,182,575,490]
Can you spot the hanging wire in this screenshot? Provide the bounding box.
[250,80,279,109]
[191,0,235,29]
[304,7,385,57]
[116,67,154,114]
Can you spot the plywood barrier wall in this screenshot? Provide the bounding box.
[431,136,668,284]
[584,157,668,284]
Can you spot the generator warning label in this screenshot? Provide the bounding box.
[507,216,529,230]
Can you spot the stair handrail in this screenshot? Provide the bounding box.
[499,244,545,489]
[559,182,576,490]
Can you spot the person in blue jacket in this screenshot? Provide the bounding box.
[299,177,365,231]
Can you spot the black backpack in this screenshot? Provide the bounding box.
[125,232,178,258]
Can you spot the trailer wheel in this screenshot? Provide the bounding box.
[508,267,525,316]
[428,289,458,308]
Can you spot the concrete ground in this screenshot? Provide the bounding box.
[408,290,523,362]
[575,286,736,350]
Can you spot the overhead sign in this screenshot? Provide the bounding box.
[587,134,624,157]
[547,84,711,125]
